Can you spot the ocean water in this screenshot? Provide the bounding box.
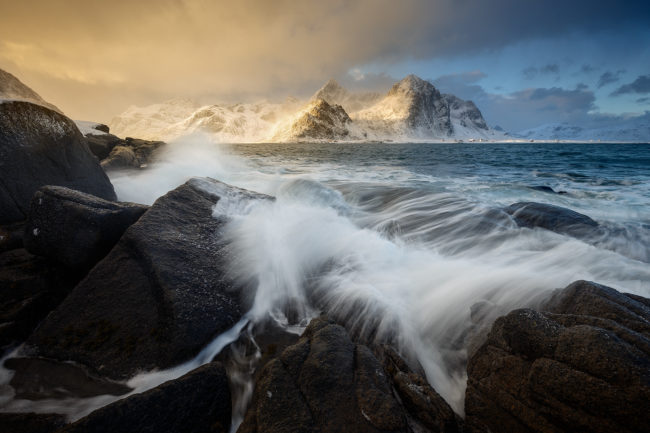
[3,138,649,423]
[113,138,650,412]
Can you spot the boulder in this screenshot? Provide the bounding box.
[0,413,66,433]
[0,249,79,354]
[465,280,650,433]
[23,186,148,270]
[25,178,270,379]
[505,202,598,237]
[58,362,231,433]
[0,101,116,223]
[100,137,165,170]
[84,133,123,160]
[238,316,461,433]
[92,123,110,134]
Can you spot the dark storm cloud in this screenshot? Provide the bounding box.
[576,83,589,91]
[597,70,626,88]
[611,75,650,96]
[637,97,650,104]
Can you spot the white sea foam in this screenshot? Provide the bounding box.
[3,136,648,422]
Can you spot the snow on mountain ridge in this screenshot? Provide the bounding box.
[108,75,503,142]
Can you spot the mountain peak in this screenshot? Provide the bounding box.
[312,79,348,104]
[389,74,437,97]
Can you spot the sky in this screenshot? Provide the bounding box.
[1,0,649,131]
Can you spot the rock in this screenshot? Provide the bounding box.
[84,133,123,160]
[100,137,165,170]
[0,221,25,252]
[465,280,650,433]
[0,101,116,224]
[0,249,79,354]
[100,145,138,169]
[377,345,464,433]
[0,413,66,433]
[23,186,148,270]
[4,357,132,400]
[58,362,231,433]
[25,178,270,380]
[238,316,461,433]
[528,185,568,195]
[505,201,598,237]
[93,123,110,134]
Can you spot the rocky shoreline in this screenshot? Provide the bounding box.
[0,81,649,433]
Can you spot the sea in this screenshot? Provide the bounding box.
[3,138,649,425]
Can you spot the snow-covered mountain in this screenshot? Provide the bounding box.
[515,115,650,142]
[110,98,200,140]
[0,69,61,112]
[352,75,504,141]
[271,98,363,142]
[311,79,382,113]
[109,75,505,142]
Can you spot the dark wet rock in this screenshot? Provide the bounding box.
[377,345,464,433]
[5,357,132,400]
[0,249,79,354]
[25,178,270,380]
[82,127,165,165]
[58,362,231,433]
[505,201,598,237]
[529,185,567,195]
[465,280,650,433]
[0,413,66,433]
[0,221,25,252]
[0,101,116,224]
[92,123,110,134]
[84,133,123,160]
[23,186,148,270]
[100,137,165,170]
[238,316,461,433]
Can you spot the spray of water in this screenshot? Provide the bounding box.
[2,136,648,422]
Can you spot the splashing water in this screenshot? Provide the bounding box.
[2,137,648,421]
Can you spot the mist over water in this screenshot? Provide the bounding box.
[4,137,647,421]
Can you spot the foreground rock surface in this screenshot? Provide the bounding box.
[465,280,650,433]
[23,186,148,270]
[26,177,270,379]
[0,413,66,433]
[0,101,116,223]
[58,362,231,433]
[0,249,79,354]
[238,316,462,433]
